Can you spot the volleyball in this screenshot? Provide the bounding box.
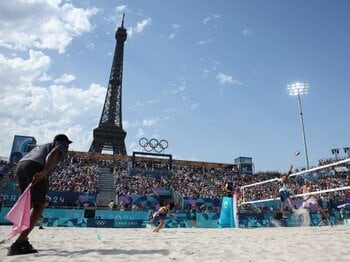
[294,151,300,156]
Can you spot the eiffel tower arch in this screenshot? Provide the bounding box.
[89,15,127,155]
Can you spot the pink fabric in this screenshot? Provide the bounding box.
[5,184,32,239]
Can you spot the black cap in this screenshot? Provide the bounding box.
[53,134,73,144]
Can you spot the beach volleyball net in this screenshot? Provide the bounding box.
[240,158,350,209]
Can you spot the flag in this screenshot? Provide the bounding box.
[5,184,32,239]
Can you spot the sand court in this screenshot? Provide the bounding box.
[1,225,350,261]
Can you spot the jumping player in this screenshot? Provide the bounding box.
[275,165,296,219]
[150,202,174,233]
[302,180,333,227]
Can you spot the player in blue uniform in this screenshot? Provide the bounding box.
[150,202,174,232]
[275,165,296,219]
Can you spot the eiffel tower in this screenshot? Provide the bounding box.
[89,15,127,155]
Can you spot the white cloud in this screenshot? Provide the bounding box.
[216,72,242,85]
[86,43,95,50]
[104,4,127,25]
[123,120,130,129]
[146,99,160,104]
[190,103,199,110]
[37,73,52,82]
[54,73,76,84]
[0,0,98,53]
[0,51,106,157]
[172,24,180,30]
[132,99,160,109]
[203,14,221,24]
[163,115,175,121]
[163,82,187,95]
[169,24,180,39]
[128,142,137,151]
[198,38,213,46]
[136,128,146,138]
[142,118,159,127]
[202,69,210,77]
[116,5,127,13]
[128,18,151,37]
[242,28,253,36]
[177,83,186,93]
[0,50,51,89]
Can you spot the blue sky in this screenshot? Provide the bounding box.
[0,0,349,172]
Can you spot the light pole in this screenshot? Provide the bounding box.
[287,82,310,169]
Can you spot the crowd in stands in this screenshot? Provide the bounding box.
[170,165,239,199]
[115,172,168,196]
[0,155,101,194]
[49,159,100,194]
[0,151,349,212]
[318,156,350,166]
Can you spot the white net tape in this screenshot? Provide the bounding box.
[241,186,350,205]
[240,158,350,205]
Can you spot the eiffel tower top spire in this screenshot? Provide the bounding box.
[98,14,127,129]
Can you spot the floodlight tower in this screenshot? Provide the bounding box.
[287,82,310,169]
[331,148,340,160]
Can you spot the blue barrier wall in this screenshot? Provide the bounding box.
[0,189,96,207]
[1,207,348,228]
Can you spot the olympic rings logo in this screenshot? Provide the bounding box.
[95,220,106,225]
[139,138,169,153]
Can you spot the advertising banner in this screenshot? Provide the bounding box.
[0,189,96,207]
[10,135,36,162]
[1,207,343,228]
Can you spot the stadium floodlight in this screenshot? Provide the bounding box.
[331,148,340,160]
[287,82,309,96]
[287,82,310,169]
[343,147,350,158]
